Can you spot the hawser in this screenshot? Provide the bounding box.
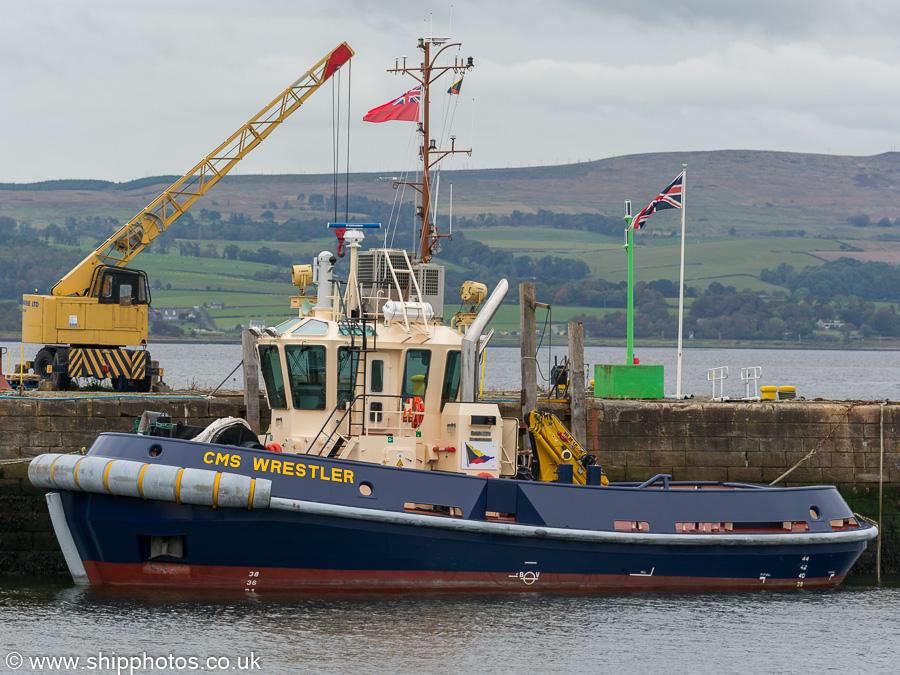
[30,34,875,591]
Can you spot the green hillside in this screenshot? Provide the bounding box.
[4,150,900,343]
[6,150,900,237]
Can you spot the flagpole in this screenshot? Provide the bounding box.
[675,163,687,399]
[624,201,634,366]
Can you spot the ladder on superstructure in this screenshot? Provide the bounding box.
[380,249,431,333]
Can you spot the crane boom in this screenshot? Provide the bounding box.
[52,42,354,297]
[23,41,353,391]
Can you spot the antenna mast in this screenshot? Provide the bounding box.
[388,37,473,263]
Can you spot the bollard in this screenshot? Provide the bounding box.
[587,465,606,486]
[556,463,574,484]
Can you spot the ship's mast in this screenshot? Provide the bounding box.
[388,37,473,263]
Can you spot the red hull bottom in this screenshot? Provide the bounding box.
[83,561,845,593]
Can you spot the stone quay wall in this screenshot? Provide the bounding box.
[0,396,266,576]
[1,395,896,576]
[504,398,899,575]
[586,399,898,491]
[491,398,899,490]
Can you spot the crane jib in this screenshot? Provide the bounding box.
[26,41,355,385]
[322,43,354,82]
[47,41,355,300]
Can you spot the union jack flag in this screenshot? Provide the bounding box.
[632,170,684,230]
[393,86,421,105]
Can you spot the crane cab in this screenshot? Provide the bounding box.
[22,266,150,347]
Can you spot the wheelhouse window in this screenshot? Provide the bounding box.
[370,359,384,393]
[292,319,329,336]
[337,347,360,407]
[285,345,327,410]
[258,345,287,409]
[402,349,431,398]
[442,350,461,408]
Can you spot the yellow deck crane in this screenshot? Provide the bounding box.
[22,42,354,390]
[526,410,608,485]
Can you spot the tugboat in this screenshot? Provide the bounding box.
[30,34,876,591]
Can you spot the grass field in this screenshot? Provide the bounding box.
[33,217,886,339]
[458,232,843,293]
[567,238,836,292]
[57,232,846,330]
[468,227,621,249]
[486,304,622,333]
[55,221,854,307]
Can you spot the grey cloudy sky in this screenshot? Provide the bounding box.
[4,0,900,183]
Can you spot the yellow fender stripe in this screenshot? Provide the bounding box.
[212,472,222,509]
[50,455,61,486]
[137,464,149,499]
[174,468,185,504]
[73,458,84,489]
[102,460,116,494]
[247,478,256,510]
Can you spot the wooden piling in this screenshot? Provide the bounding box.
[568,321,586,448]
[520,283,537,419]
[242,329,260,434]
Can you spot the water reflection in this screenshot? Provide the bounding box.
[2,578,898,674]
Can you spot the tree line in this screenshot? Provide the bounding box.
[573,280,899,341]
[5,209,900,342]
[761,258,900,301]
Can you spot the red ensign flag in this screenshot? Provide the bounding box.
[363,86,422,123]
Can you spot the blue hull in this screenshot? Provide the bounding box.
[39,433,875,591]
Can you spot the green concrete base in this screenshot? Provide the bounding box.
[594,364,664,399]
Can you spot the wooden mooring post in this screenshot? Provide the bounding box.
[568,321,586,448]
[520,283,537,419]
[242,329,260,434]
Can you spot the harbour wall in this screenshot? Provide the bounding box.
[0,396,896,576]
[0,397,265,576]
[498,397,899,575]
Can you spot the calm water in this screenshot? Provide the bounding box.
[1,577,898,674]
[4,341,899,400]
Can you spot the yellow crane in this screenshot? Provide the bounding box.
[22,42,354,390]
[527,410,608,485]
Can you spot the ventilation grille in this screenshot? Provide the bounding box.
[357,250,412,284]
[418,267,441,295]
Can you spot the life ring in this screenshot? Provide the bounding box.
[404,396,425,428]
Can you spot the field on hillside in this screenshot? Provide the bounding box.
[7,150,900,238]
[612,237,844,292]
[456,231,844,293]
[143,235,814,305]
[51,228,852,327]
[485,304,620,333]
[13,149,900,337]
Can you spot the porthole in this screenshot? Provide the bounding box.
[809,506,821,520]
[359,482,374,497]
[148,444,163,457]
